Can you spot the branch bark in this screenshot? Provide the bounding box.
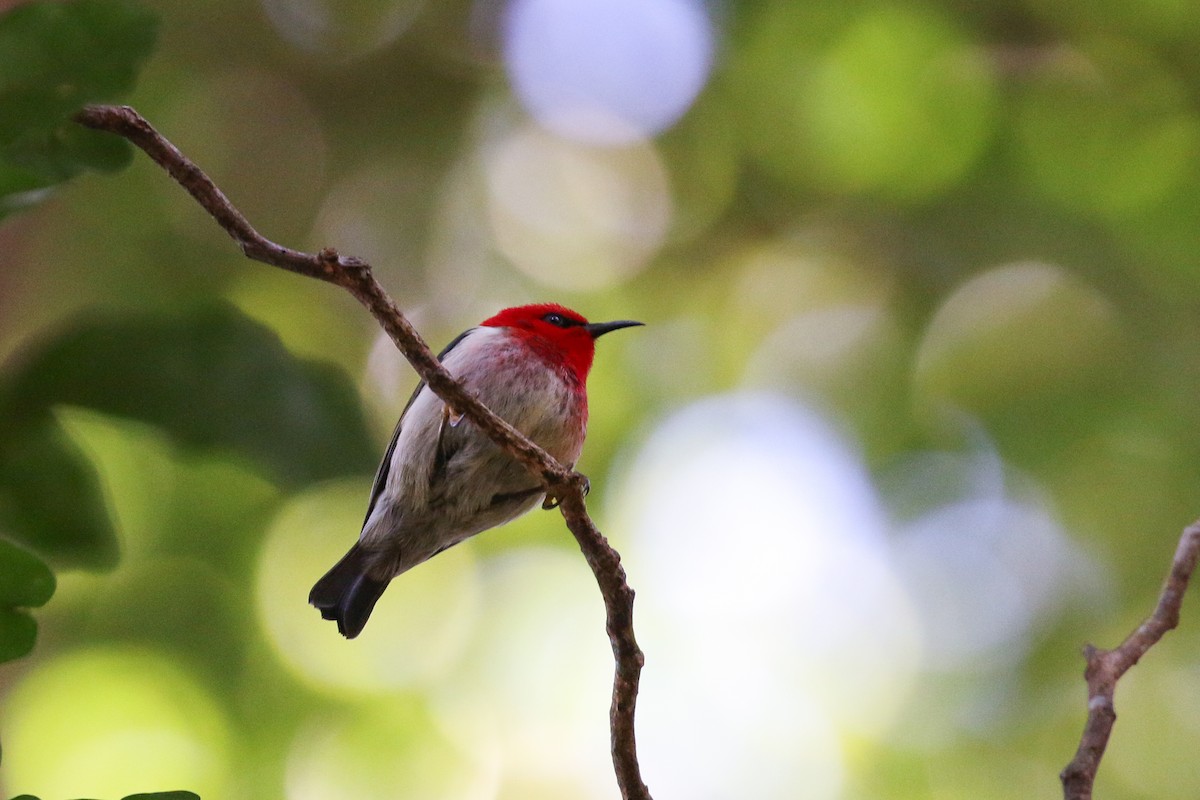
[1060,519,1200,799]
[75,103,651,800]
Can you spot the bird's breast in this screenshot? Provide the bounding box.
[451,328,588,463]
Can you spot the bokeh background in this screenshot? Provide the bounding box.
[3,0,1200,797]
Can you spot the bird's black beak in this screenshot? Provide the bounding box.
[584,320,644,339]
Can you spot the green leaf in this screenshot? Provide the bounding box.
[0,0,158,214]
[0,161,57,215]
[1,305,377,490]
[0,416,119,570]
[3,123,133,186]
[0,539,55,663]
[0,607,38,663]
[0,0,158,124]
[0,538,55,608]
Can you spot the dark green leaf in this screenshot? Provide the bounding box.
[0,538,55,607]
[121,793,201,800]
[0,539,55,662]
[0,0,157,213]
[0,161,57,214]
[0,416,119,570]
[0,607,37,663]
[0,0,158,116]
[1,305,376,490]
[3,124,133,186]
[56,123,134,172]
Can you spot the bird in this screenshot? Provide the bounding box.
[309,303,642,638]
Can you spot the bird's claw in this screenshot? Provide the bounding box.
[541,474,590,510]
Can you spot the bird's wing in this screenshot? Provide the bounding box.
[360,327,477,528]
[431,403,455,486]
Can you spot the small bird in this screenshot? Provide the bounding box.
[310,303,642,638]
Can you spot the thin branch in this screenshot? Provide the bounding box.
[1061,519,1200,799]
[75,103,651,800]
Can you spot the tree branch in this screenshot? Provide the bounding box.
[1061,518,1200,799]
[75,104,651,800]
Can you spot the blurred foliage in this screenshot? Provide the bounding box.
[0,0,156,217]
[0,539,52,663]
[0,0,161,673]
[0,301,377,670]
[0,414,111,573]
[11,794,198,800]
[2,0,1200,798]
[1,306,377,490]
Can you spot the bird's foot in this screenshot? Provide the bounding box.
[541,473,590,509]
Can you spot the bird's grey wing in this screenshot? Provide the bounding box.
[360,327,477,528]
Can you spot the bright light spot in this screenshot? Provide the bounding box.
[502,0,713,144]
[255,481,481,694]
[613,394,921,797]
[430,549,614,799]
[0,647,230,799]
[286,704,496,800]
[761,306,885,367]
[743,305,899,392]
[730,241,894,326]
[484,123,671,290]
[261,0,426,60]
[872,443,1105,746]
[913,261,1121,413]
[895,499,1074,668]
[883,447,1093,670]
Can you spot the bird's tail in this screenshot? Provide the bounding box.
[309,543,389,639]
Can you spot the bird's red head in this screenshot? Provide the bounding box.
[480,303,642,383]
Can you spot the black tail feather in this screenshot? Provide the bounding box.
[309,543,389,639]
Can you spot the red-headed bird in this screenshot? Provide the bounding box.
[310,303,642,638]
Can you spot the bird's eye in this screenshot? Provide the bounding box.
[542,312,569,327]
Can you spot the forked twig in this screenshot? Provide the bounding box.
[1061,519,1200,799]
